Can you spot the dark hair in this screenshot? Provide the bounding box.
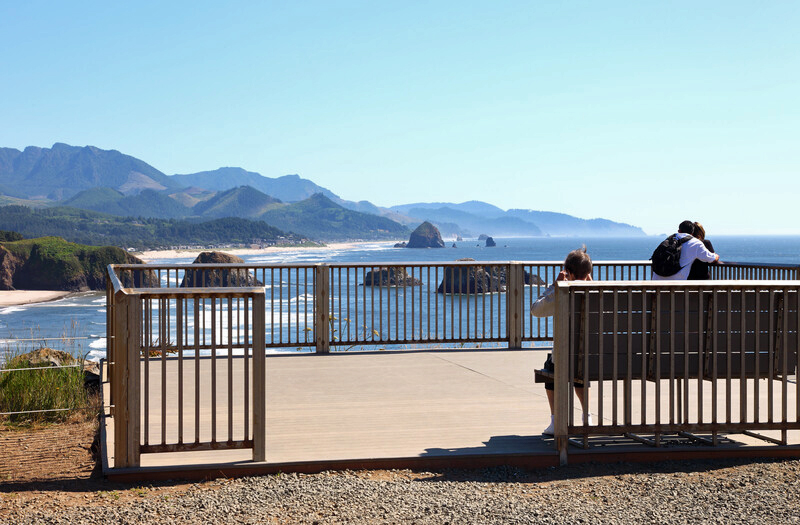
[564,246,592,279]
[678,220,695,234]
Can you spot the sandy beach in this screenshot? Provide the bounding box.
[0,242,397,307]
[0,290,73,307]
[134,240,398,263]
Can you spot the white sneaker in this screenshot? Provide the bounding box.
[542,415,555,435]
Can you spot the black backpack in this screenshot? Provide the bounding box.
[650,234,692,277]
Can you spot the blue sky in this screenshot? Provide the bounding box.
[1,1,798,235]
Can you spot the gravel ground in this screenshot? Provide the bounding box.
[3,458,800,524]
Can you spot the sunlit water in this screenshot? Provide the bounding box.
[1,235,797,362]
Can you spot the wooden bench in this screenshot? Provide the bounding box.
[534,282,799,392]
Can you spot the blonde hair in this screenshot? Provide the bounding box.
[693,222,706,241]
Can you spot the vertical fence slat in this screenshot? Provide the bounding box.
[252,292,266,462]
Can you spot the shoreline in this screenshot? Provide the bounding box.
[0,290,74,308]
[135,240,399,263]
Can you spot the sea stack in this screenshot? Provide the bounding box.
[485,236,496,247]
[180,251,262,287]
[406,221,445,248]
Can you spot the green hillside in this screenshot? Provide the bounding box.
[259,194,409,240]
[0,236,142,290]
[0,205,301,250]
[62,187,192,218]
[193,186,282,218]
[168,187,216,208]
[170,169,339,202]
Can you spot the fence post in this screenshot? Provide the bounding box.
[252,292,267,462]
[315,264,330,353]
[553,281,569,465]
[106,274,115,405]
[112,292,141,468]
[507,263,524,349]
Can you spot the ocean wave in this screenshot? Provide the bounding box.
[89,338,106,349]
[86,349,106,361]
[0,306,27,315]
[37,301,100,308]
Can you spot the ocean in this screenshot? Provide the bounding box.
[2,235,799,362]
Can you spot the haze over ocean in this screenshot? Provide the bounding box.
[2,235,798,362]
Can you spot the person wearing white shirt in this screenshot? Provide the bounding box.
[651,221,719,280]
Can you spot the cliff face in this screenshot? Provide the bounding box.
[0,237,146,291]
[0,246,23,290]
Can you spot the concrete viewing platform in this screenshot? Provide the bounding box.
[102,348,800,482]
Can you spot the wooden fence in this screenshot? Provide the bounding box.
[106,260,800,467]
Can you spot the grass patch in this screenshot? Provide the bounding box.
[0,326,100,427]
[0,358,89,425]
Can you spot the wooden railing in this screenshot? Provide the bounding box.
[108,261,652,352]
[107,268,266,467]
[106,260,800,467]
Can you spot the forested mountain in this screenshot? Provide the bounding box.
[391,200,506,218]
[401,206,543,237]
[392,200,645,237]
[506,209,645,236]
[170,168,338,202]
[260,194,409,241]
[63,188,192,219]
[167,187,216,208]
[0,143,180,200]
[0,205,300,250]
[192,186,282,218]
[0,143,648,241]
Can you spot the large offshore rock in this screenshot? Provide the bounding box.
[362,267,422,287]
[437,258,504,294]
[115,252,159,288]
[406,221,445,248]
[180,251,261,287]
[485,236,496,247]
[437,258,544,293]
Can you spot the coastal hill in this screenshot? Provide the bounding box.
[62,187,192,219]
[191,186,282,218]
[171,168,337,203]
[259,194,409,241]
[0,143,181,200]
[391,201,645,237]
[0,235,147,291]
[0,143,648,241]
[0,205,303,250]
[29,185,409,242]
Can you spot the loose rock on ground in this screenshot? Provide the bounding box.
[3,458,800,524]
